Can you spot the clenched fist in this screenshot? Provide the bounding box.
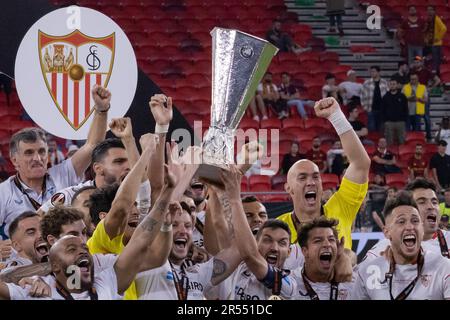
[314,97,341,119]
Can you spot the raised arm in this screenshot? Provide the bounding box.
[71,85,110,177]
[109,117,140,170]
[114,149,184,294]
[104,134,157,239]
[315,97,370,184]
[148,94,173,204]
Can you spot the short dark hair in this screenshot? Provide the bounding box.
[383,190,418,220]
[242,195,261,203]
[348,105,359,114]
[325,73,335,80]
[370,66,381,72]
[410,72,419,78]
[71,185,97,205]
[41,206,84,243]
[88,183,119,226]
[9,127,47,157]
[398,61,408,68]
[438,140,448,147]
[405,178,437,193]
[387,186,398,192]
[389,77,398,82]
[255,219,291,240]
[91,138,125,164]
[297,217,339,248]
[9,211,39,238]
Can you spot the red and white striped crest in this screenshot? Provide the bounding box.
[38,30,115,130]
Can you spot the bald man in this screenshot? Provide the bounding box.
[278,97,370,273]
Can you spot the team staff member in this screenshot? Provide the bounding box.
[0,85,111,236]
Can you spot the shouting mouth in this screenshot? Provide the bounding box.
[319,252,332,268]
[305,191,317,206]
[402,234,417,249]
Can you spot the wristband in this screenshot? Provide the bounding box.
[327,108,353,136]
[155,123,169,134]
[94,104,110,114]
[160,223,172,233]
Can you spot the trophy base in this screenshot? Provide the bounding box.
[195,163,229,186]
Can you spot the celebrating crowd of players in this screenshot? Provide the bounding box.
[0,85,448,300]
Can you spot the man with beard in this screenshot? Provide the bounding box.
[135,166,248,300]
[242,196,268,236]
[305,137,327,174]
[0,149,188,300]
[71,186,96,237]
[39,118,144,213]
[0,212,48,273]
[278,97,370,277]
[352,191,450,300]
[0,85,111,236]
[365,179,450,260]
[292,217,353,300]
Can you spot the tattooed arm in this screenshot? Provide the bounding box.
[114,184,173,294]
[208,167,245,286]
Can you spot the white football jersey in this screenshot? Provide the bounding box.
[283,243,304,271]
[7,265,122,300]
[135,259,228,300]
[226,262,297,300]
[352,249,450,300]
[364,230,450,261]
[290,267,354,300]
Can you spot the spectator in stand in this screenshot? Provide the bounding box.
[249,94,268,122]
[281,141,305,174]
[325,0,345,37]
[347,105,373,146]
[279,72,314,120]
[402,73,431,140]
[429,140,450,192]
[408,143,429,180]
[440,215,449,231]
[392,62,410,87]
[257,72,287,120]
[381,77,408,146]
[411,56,440,88]
[439,188,450,220]
[397,6,425,65]
[434,116,450,155]
[305,137,328,174]
[338,69,363,106]
[372,138,401,175]
[321,188,334,205]
[322,73,340,101]
[266,19,310,55]
[326,140,348,176]
[362,66,388,132]
[66,144,79,158]
[424,5,447,75]
[47,138,65,167]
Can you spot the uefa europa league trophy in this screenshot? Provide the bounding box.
[196,27,278,184]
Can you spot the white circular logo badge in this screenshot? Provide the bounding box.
[15,6,137,140]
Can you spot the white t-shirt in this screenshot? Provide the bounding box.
[39,180,151,215]
[352,249,450,300]
[291,267,354,300]
[338,81,363,101]
[257,83,279,95]
[364,230,450,261]
[226,262,297,300]
[0,159,82,236]
[135,259,227,300]
[6,265,121,300]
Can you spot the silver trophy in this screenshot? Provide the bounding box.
[196,27,278,184]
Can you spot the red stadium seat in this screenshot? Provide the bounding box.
[282,118,304,129]
[405,131,425,144]
[304,118,327,130]
[261,118,282,130]
[385,173,409,189]
[321,173,339,190]
[248,175,271,191]
[260,194,290,202]
[271,174,287,191]
[239,118,260,131]
[399,144,416,158]
[241,176,249,192]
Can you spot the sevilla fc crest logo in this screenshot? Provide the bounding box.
[38,30,115,130]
